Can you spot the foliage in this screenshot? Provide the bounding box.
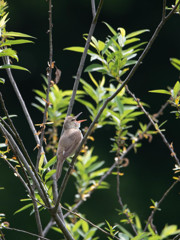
[0,0,180,240]
[150,58,180,118]
[65,22,149,80]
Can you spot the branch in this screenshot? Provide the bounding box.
[66,0,104,116]
[42,219,54,237]
[61,205,120,240]
[36,0,54,169]
[0,93,43,237]
[0,123,50,207]
[49,212,74,240]
[2,57,41,150]
[91,0,96,18]
[63,100,170,218]
[3,226,50,240]
[144,180,179,232]
[55,0,180,206]
[116,167,138,235]
[125,86,180,165]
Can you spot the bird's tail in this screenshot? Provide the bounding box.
[56,157,64,180]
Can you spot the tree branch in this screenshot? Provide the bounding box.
[55,1,180,206]
[91,0,96,18]
[125,86,180,165]
[61,205,120,240]
[36,0,54,169]
[66,0,104,116]
[0,123,50,207]
[144,180,179,232]
[3,226,50,240]
[63,99,170,219]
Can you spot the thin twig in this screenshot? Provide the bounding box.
[49,212,74,240]
[162,0,167,19]
[2,57,41,150]
[66,0,104,117]
[36,0,53,169]
[0,93,43,237]
[42,219,54,237]
[61,205,120,240]
[125,85,180,165]
[91,0,96,18]
[55,1,180,206]
[144,180,179,232]
[63,99,170,219]
[3,226,50,240]
[116,167,138,235]
[0,123,50,207]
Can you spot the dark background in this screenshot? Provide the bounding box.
[0,0,180,239]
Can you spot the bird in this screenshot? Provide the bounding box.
[56,112,86,180]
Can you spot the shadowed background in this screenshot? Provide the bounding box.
[0,0,180,239]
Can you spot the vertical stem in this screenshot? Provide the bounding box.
[66,0,104,117]
[36,0,53,168]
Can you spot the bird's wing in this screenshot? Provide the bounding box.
[56,129,82,180]
[58,129,82,160]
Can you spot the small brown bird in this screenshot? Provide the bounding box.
[56,112,86,180]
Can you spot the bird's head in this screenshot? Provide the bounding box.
[64,112,86,130]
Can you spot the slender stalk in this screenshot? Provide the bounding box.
[0,123,50,207]
[3,226,50,240]
[49,213,74,240]
[42,219,54,237]
[3,57,41,148]
[36,0,53,169]
[125,86,180,165]
[66,0,104,116]
[55,1,180,206]
[61,205,120,240]
[144,180,179,232]
[116,167,138,235]
[91,0,96,18]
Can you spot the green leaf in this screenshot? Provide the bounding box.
[90,168,109,179]
[14,203,33,215]
[82,220,89,232]
[170,58,180,71]
[103,22,117,36]
[0,64,30,72]
[149,89,170,95]
[87,161,105,173]
[84,64,107,73]
[72,219,82,232]
[38,154,44,171]
[161,225,180,238]
[44,156,57,169]
[3,31,35,38]
[44,169,56,181]
[126,29,149,39]
[0,78,5,84]
[115,96,124,114]
[0,48,18,61]
[173,81,180,98]
[0,39,33,47]
[64,46,93,55]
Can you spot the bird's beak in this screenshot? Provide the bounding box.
[74,112,87,123]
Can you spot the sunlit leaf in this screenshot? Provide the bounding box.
[3,31,35,38]
[44,156,57,169]
[149,89,170,95]
[0,39,33,47]
[126,29,149,39]
[44,169,56,181]
[0,64,30,72]
[14,203,33,215]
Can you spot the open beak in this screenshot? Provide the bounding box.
[74,112,87,123]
